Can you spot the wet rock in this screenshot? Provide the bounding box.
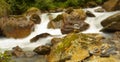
[61,21,89,34]
[86,1,98,8]
[102,0,120,11]
[47,33,103,62]
[86,11,95,17]
[30,33,51,43]
[12,46,25,57]
[70,9,86,20]
[94,8,105,12]
[33,45,51,55]
[51,38,62,45]
[48,9,89,34]
[23,7,41,16]
[65,7,74,14]
[101,12,120,32]
[113,32,120,40]
[25,51,36,58]
[1,15,34,38]
[30,14,41,24]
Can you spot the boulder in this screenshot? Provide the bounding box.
[30,14,41,24]
[47,33,104,62]
[86,11,95,17]
[102,0,120,11]
[86,1,98,8]
[61,21,89,34]
[101,12,120,32]
[33,45,51,55]
[94,8,105,12]
[12,46,25,57]
[1,15,34,38]
[30,33,51,43]
[23,7,41,16]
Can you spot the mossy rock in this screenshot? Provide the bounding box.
[47,33,103,62]
[23,7,41,16]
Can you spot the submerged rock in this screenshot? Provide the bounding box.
[30,14,41,24]
[101,12,120,32]
[102,0,120,11]
[94,8,105,12]
[33,45,51,55]
[30,33,51,43]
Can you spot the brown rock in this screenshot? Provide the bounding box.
[94,8,105,12]
[47,33,103,62]
[86,11,95,17]
[12,46,25,57]
[51,38,62,45]
[23,7,41,16]
[33,45,51,55]
[86,1,98,8]
[101,12,120,32]
[102,0,120,11]
[65,7,74,14]
[30,33,51,43]
[61,21,89,34]
[30,14,41,24]
[1,15,34,38]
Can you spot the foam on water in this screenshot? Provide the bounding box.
[0,7,119,52]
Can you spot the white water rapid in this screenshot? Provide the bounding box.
[0,6,119,52]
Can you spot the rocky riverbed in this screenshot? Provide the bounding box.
[0,0,120,62]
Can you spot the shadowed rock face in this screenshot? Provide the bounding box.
[102,0,120,11]
[1,15,34,38]
[86,11,95,17]
[30,14,41,24]
[33,45,51,55]
[101,12,120,32]
[30,33,51,43]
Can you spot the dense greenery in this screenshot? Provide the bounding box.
[0,0,106,15]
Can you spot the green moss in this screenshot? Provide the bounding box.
[55,33,79,53]
[52,14,63,22]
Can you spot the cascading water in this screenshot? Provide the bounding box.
[0,7,119,52]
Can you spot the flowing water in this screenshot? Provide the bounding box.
[0,6,119,52]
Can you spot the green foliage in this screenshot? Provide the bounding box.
[0,52,12,62]
[1,0,106,15]
[0,0,10,17]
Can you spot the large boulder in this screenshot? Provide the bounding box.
[47,33,106,62]
[102,0,120,11]
[101,12,120,32]
[30,14,41,24]
[1,15,34,38]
